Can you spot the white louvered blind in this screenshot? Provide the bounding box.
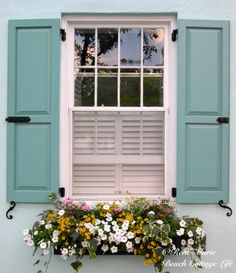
[72,111,165,197]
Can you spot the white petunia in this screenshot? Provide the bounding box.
[23,229,29,236]
[157,220,163,225]
[126,241,133,249]
[43,249,50,255]
[161,241,168,246]
[53,230,59,236]
[181,239,186,246]
[61,248,68,255]
[27,240,34,247]
[196,227,202,235]
[40,242,47,249]
[95,219,101,225]
[58,210,65,216]
[52,236,58,243]
[148,211,155,215]
[89,227,95,234]
[135,237,141,244]
[127,232,134,239]
[101,244,109,252]
[188,238,194,245]
[39,220,45,225]
[45,224,52,230]
[179,219,186,227]
[187,231,193,237]
[84,223,93,229]
[112,225,118,232]
[81,241,89,248]
[101,234,107,241]
[121,236,128,243]
[34,231,38,236]
[123,220,129,226]
[176,228,185,236]
[98,229,104,236]
[104,225,111,232]
[110,246,118,253]
[112,221,117,226]
[103,204,110,210]
[122,225,128,231]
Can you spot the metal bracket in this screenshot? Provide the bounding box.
[171,187,177,198]
[5,116,31,123]
[60,29,66,41]
[172,29,178,42]
[59,187,65,197]
[6,201,16,220]
[216,117,229,124]
[218,200,233,217]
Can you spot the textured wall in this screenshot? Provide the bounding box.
[0,1,236,273]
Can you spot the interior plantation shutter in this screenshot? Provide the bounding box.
[177,20,230,203]
[72,111,165,197]
[7,19,60,202]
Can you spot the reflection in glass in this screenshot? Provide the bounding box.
[98,29,118,66]
[74,69,94,106]
[143,28,164,66]
[120,69,140,106]
[74,29,95,66]
[143,69,163,106]
[98,69,117,106]
[120,28,141,66]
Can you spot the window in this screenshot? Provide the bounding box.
[61,16,176,200]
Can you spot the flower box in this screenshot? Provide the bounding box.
[23,194,206,273]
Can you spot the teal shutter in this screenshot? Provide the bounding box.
[7,19,60,202]
[177,20,230,203]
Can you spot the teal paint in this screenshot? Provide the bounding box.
[0,2,235,273]
[7,19,60,202]
[177,20,230,203]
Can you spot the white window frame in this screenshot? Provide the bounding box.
[60,15,176,201]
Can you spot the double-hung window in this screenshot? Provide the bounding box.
[61,16,176,200]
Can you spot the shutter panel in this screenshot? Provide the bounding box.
[177,20,230,203]
[72,111,165,197]
[7,19,60,202]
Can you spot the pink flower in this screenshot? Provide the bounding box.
[81,204,90,211]
[63,198,73,206]
[113,207,122,213]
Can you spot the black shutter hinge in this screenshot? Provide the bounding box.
[216,117,229,124]
[60,29,66,41]
[172,29,178,42]
[172,187,177,198]
[59,187,65,197]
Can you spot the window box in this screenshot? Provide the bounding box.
[23,195,206,272]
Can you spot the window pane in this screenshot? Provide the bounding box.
[98,69,117,106]
[143,28,164,66]
[74,69,94,106]
[98,29,118,66]
[120,69,140,106]
[120,28,141,66]
[74,29,95,66]
[143,69,163,106]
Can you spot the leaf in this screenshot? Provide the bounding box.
[37,271,43,273]
[71,261,82,272]
[33,260,40,266]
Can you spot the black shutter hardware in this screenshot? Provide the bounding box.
[5,116,31,123]
[171,29,178,42]
[216,117,229,124]
[60,29,66,41]
[171,187,177,198]
[59,187,65,197]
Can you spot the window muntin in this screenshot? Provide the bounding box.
[74,27,165,108]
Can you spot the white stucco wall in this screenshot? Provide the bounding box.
[0,1,236,273]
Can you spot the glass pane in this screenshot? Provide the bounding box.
[143,69,163,106]
[120,69,140,106]
[74,29,95,66]
[98,29,118,66]
[74,69,94,106]
[120,28,141,66]
[98,69,117,106]
[143,28,164,66]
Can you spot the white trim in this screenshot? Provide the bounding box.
[61,14,177,200]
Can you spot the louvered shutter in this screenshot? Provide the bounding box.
[177,20,230,203]
[72,111,165,197]
[7,19,60,202]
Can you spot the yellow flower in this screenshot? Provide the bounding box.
[144,259,153,266]
[150,241,156,247]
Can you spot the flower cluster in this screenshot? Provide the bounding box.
[23,195,206,273]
